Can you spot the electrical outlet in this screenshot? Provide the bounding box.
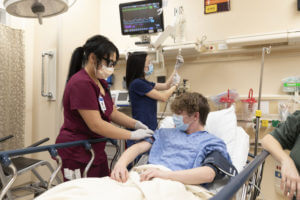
[218,43,228,50]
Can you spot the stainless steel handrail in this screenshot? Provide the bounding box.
[41,52,53,98]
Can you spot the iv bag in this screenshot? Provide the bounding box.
[174,6,186,43]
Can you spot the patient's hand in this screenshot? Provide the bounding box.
[280,158,300,200]
[110,163,129,183]
[140,168,170,182]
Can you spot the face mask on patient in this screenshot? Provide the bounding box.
[172,114,190,131]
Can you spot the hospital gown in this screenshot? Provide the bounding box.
[145,128,232,171]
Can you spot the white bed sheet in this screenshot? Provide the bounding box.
[35,165,213,200]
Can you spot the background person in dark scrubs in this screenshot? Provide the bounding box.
[125,51,182,149]
[56,35,153,181]
[261,111,300,200]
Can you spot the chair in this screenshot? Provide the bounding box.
[0,135,61,199]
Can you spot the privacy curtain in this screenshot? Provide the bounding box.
[0,23,25,150]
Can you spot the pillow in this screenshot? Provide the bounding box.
[205,105,237,160]
[232,127,249,172]
[159,106,237,149]
[159,116,175,129]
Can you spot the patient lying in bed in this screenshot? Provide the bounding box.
[35,93,236,200]
[111,92,235,186]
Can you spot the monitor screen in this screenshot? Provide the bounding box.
[119,0,164,35]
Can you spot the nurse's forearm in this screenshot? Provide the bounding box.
[79,109,131,139]
[110,107,136,129]
[154,70,175,90]
[163,86,177,101]
[146,86,176,102]
[155,83,169,90]
[94,120,132,139]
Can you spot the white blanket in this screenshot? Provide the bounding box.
[35,164,213,200]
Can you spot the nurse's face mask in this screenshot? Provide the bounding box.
[172,111,193,132]
[145,63,154,76]
[95,57,117,79]
[144,56,154,76]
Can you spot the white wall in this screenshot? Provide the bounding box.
[100,0,300,50]
[98,1,300,199]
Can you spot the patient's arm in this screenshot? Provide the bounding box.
[111,141,152,183]
[140,166,216,185]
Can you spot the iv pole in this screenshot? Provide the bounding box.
[248,46,271,200]
[254,46,271,156]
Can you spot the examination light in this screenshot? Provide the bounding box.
[3,0,76,25]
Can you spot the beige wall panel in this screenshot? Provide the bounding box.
[6,17,35,188]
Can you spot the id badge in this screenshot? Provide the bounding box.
[98,95,106,112]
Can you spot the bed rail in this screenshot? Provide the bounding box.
[0,138,114,199]
[210,150,269,200]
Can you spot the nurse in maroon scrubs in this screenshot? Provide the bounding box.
[56,35,153,181]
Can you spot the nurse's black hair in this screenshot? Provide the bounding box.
[67,35,119,82]
[125,51,147,89]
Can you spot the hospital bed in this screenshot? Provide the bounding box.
[212,150,269,200]
[0,140,269,200]
[0,106,268,200]
[0,138,117,200]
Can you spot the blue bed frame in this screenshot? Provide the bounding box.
[211,150,269,200]
[0,139,269,200]
[0,138,115,200]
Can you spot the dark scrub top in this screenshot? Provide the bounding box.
[129,78,157,130]
[125,78,157,152]
[56,69,114,165]
[270,110,300,172]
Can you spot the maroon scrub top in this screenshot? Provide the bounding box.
[56,69,114,165]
